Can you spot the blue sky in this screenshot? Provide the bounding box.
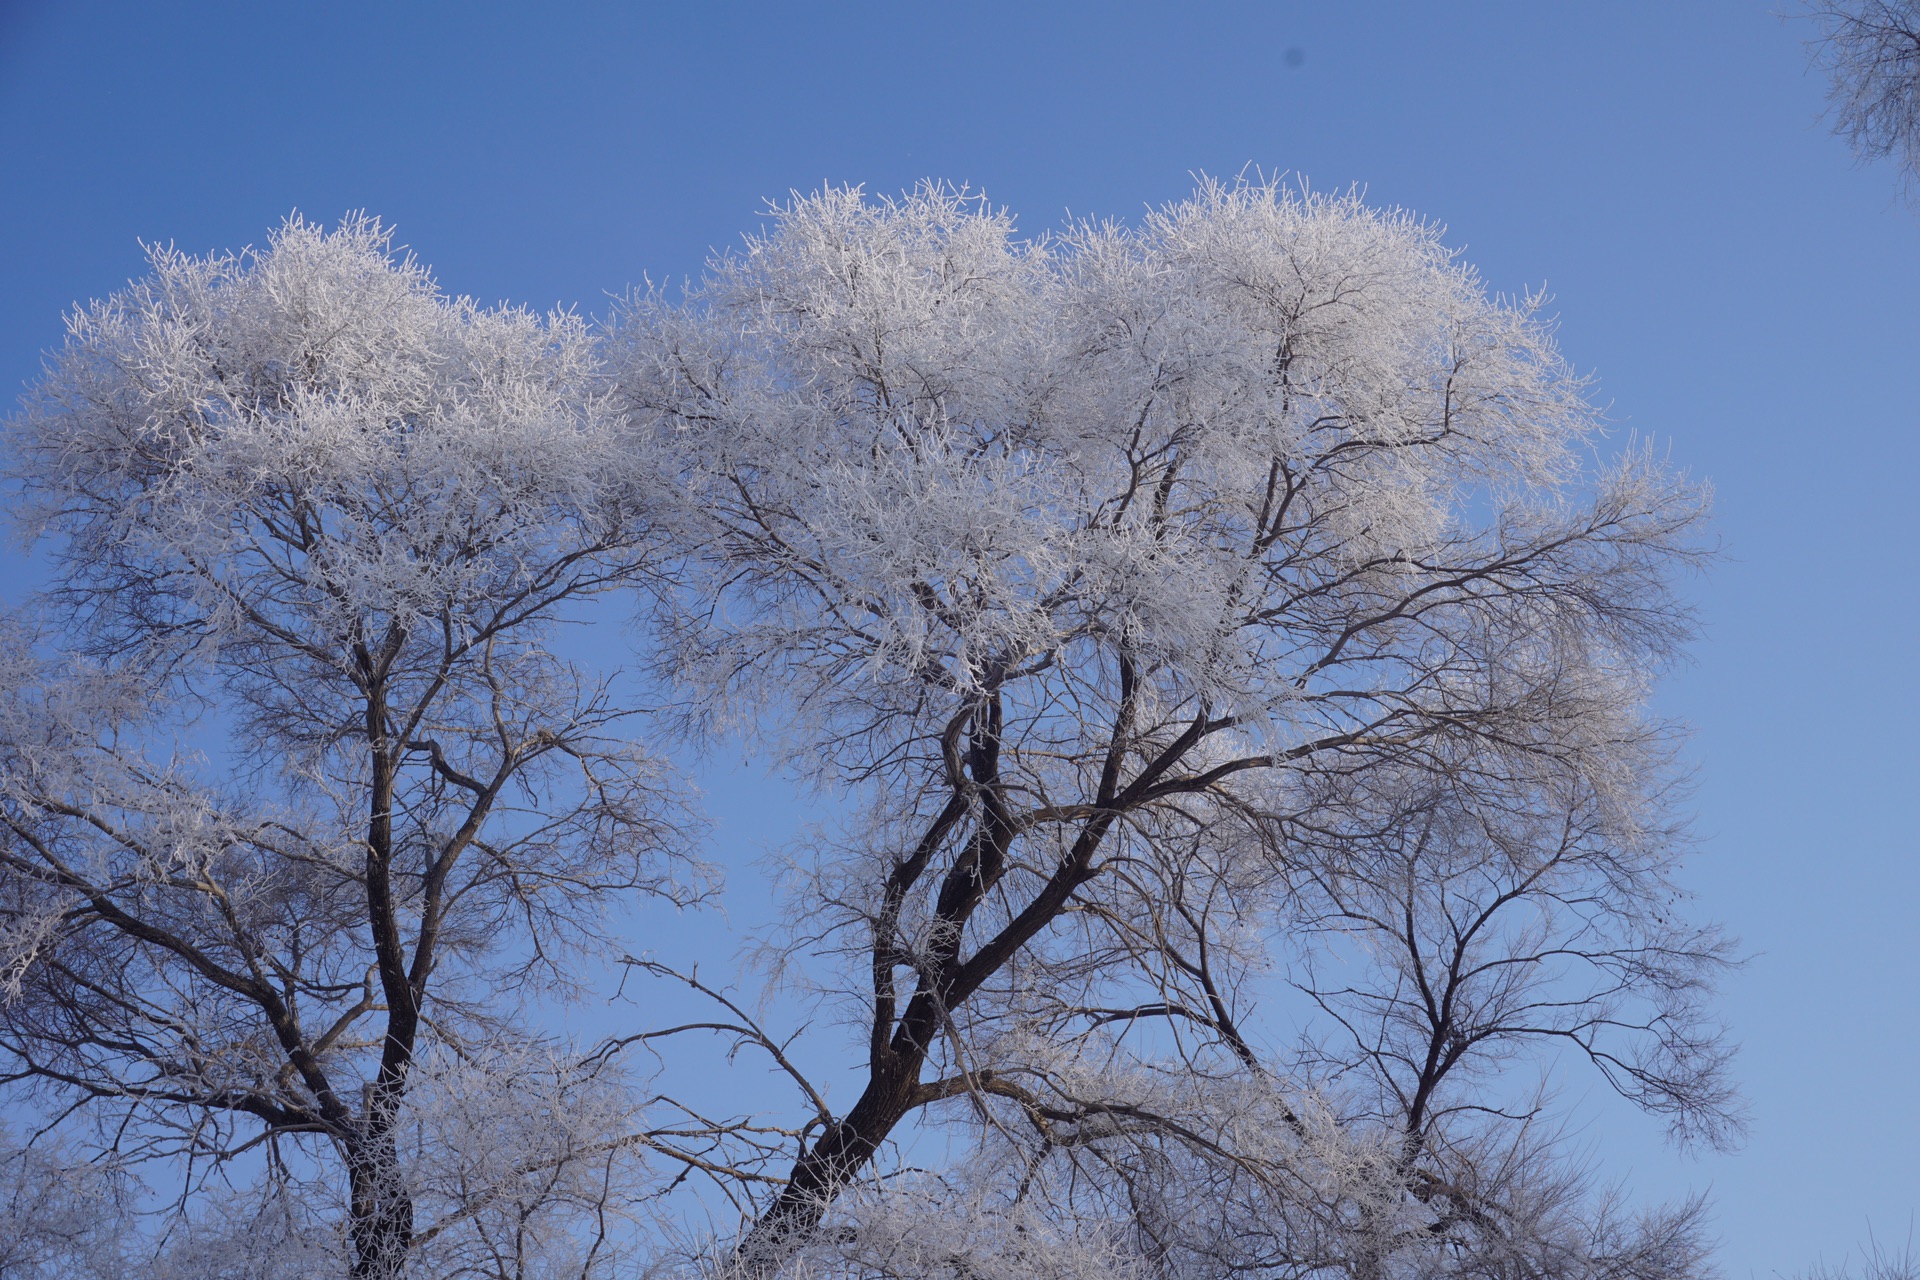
[2,3,1916,1274]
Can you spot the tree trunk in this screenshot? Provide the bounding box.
[735,1057,923,1271]
[346,1116,415,1280]
[350,663,419,1278]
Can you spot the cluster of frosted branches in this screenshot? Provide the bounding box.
[0,1128,132,1279]
[1810,1,1920,192]
[1802,1238,1920,1280]
[0,184,1733,1278]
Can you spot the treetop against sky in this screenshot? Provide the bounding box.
[0,5,1915,1278]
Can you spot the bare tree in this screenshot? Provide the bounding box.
[607,179,1734,1276]
[1809,0,1920,190]
[0,217,699,1278]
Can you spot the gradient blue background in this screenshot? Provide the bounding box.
[2,3,1915,1275]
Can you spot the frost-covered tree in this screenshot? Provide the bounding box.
[609,179,1733,1277]
[1810,0,1920,191]
[1,185,1736,1280]
[0,218,699,1278]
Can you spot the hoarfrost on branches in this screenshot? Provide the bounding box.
[0,1128,131,1279]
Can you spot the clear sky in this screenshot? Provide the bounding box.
[2,3,1916,1275]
